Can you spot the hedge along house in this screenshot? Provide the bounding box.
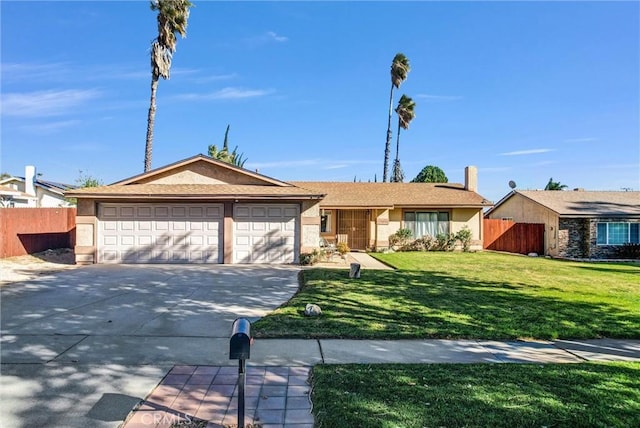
[291,167,492,251]
[485,190,640,259]
[66,156,492,265]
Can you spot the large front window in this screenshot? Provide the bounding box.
[596,222,640,245]
[404,211,449,238]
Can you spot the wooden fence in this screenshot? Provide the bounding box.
[0,208,76,258]
[483,219,545,255]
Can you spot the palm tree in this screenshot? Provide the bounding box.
[144,0,193,172]
[208,125,248,168]
[383,53,410,182]
[391,94,416,182]
[544,178,568,190]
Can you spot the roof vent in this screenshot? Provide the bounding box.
[573,188,585,192]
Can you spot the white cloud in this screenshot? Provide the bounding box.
[21,120,81,134]
[500,149,554,156]
[2,89,101,117]
[243,31,289,46]
[563,137,597,143]
[415,94,463,102]
[266,31,288,42]
[174,87,274,101]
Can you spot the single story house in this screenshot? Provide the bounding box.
[65,155,492,265]
[485,189,640,259]
[0,165,75,208]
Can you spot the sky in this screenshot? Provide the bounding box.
[1,0,639,204]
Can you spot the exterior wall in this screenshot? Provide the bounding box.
[74,199,97,264]
[39,191,72,207]
[451,208,483,250]
[300,200,321,254]
[487,194,559,256]
[140,163,270,186]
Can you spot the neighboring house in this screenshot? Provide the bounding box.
[0,166,76,208]
[66,155,492,265]
[0,185,36,207]
[485,190,640,259]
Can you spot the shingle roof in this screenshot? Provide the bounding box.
[65,184,324,200]
[290,182,492,208]
[503,190,640,217]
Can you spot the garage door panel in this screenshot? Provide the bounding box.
[234,204,298,264]
[99,203,222,264]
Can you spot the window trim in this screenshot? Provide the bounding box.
[596,221,640,246]
[403,210,450,238]
[320,210,332,234]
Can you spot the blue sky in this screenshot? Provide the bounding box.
[1,0,638,203]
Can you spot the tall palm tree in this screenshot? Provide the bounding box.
[383,53,410,182]
[391,94,416,182]
[144,0,193,172]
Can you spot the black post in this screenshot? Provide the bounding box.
[238,358,245,428]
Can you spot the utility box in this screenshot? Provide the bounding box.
[230,318,251,360]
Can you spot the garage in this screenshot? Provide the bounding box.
[98,203,223,263]
[233,204,299,263]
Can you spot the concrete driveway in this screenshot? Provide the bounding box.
[0,264,301,428]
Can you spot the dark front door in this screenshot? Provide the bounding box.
[337,210,368,250]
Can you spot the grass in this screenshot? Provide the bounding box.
[252,252,640,339]
[311,362,640,428]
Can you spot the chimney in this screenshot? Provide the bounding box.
[25,165,36,196]
[464,166,478,192]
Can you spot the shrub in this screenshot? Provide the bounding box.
[456,226,473,252]
[336,242,350,256]
[389,228,412,249]
[299,249,326,265]
[616,243,640,259]
[400,236,434,252]
[434,233,457,251]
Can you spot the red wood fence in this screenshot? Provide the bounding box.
[0,208,76,258]
[483,219,545,255]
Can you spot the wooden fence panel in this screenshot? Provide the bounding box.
[483,219,544,255]
[0,208,76,258]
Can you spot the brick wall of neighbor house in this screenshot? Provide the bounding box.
[588,218,640,259]
[557,218,590,258]
[300,200,321,253]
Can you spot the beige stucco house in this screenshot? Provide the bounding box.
[66,155,492,265]
[485,190,640,258]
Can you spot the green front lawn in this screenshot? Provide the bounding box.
[312,362,640,428]
[252,252,639,339]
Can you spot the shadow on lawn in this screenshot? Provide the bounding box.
[254,268,640,340]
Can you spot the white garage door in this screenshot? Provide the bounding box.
[98,203,223,264]
[233,204,299,263]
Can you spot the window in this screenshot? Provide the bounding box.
[321,211,332,233]
[596,222,640,245]
[403,211,449,238]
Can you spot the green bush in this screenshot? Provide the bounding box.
[434,233,457,251]
[616,243,640,259]
[389,228,413,249]
[455,226,473,252]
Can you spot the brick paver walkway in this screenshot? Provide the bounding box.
[122,365,314,428]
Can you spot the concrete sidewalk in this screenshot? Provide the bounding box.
[117,338,639,427]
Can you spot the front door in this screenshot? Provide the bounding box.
[337,210,369,250]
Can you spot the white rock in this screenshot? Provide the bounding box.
[304,303,322,316]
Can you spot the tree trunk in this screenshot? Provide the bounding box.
[383,83,394,182]
[144,76,159,172]
[395,118,402,164]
